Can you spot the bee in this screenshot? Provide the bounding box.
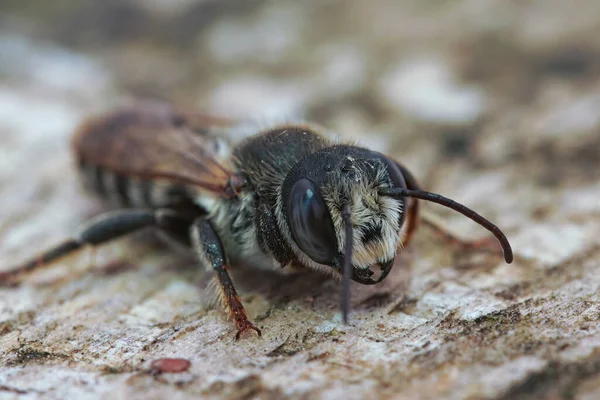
[0,102,513,339]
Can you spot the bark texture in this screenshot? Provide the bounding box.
[1,1,600,399]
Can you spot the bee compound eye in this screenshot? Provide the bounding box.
[287,178,337,264]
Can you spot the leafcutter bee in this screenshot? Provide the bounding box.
[1,102,513,339]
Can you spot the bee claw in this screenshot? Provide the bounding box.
[235,322,262,340]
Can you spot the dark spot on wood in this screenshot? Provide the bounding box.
[9,345,71,366]
[0,385,32,395]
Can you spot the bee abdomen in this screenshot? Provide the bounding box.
[76,158,185,209]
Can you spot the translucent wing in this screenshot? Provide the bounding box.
[73,102,242,196]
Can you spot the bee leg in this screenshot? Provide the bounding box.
[0,209,186,286]
[420,213,501,255]
[190,218,261,339]
[256,203,294,268]
[401,197,420,249]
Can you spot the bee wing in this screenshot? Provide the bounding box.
[73,102,241,196]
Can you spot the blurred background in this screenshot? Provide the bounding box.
[2,0,600,140]
[2,0,600,165]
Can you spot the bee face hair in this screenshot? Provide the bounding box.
[322,153,403,270]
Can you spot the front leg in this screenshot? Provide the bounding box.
[256,203,294,268]
[190,219,261,339]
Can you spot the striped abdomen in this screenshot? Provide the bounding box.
[75,158,193,210]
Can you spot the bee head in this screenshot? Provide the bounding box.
[280,146,407,311]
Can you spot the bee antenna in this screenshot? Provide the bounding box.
[341,203,353,324]
[378,188,513,264]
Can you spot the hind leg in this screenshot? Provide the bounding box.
[0,209,191,286]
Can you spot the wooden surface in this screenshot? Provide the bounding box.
[1,1,600,399]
